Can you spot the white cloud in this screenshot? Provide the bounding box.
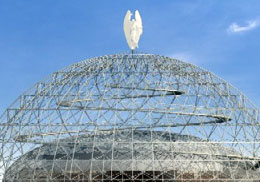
[228,20,259,33]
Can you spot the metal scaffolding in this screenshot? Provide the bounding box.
[0,53,260,181]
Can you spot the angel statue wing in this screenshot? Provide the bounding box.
[123,10,133,49]
[134,10,143,47]
[123,10,143,51]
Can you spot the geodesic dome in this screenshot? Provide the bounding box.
[0,53,260,181]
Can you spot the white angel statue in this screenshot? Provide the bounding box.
[123,10,143,51]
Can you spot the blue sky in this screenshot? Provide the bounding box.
[0,0,260,113]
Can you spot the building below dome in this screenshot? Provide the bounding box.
[4,130,260,181]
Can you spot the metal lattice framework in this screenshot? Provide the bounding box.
[0,53,260,181]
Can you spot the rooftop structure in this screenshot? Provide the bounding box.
[0,54,259,181]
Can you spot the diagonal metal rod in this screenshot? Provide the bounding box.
[13,118,230,142]
[105,85,185,95]
[57,93,181,106]
[56,105,231,120]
